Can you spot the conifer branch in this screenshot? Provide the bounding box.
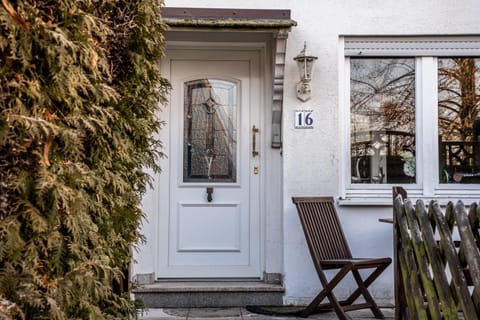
[0,0,169,318]
[1,0,28,30]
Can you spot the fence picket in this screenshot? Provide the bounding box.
[455,201,480,310]
[405,200,442,320]
[416,200,457,319]
[394,197,429,319]
[393,194,480,320]
[431,202,478,320]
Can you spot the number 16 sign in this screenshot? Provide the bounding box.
[294,110,314,129]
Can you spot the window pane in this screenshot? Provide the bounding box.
[183,79,237,183]
[350,58,416,184]
[438,58,480,184]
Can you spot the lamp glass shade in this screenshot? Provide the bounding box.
[294,45,317,81]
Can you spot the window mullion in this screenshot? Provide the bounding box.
[417,57,438,197]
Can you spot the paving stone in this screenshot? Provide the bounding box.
[162,309,190,317]
[189,318,242,320]
[138,307,396,319]
[137,308,180,319]
[187,307,242,318]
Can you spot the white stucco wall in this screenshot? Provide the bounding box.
[280,0,480,305]
[136,0,480,306]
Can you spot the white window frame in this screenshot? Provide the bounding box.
[339,36,480,205]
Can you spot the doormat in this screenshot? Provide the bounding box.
[245,305,306,317]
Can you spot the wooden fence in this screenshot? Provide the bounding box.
[393,195,480,320]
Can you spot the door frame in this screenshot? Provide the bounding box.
[155,42,268,279]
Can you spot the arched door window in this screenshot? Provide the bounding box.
[183,79,238,183]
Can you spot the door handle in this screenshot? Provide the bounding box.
[206,187,213,202]
[252,125,259,157]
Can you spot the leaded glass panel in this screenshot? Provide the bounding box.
[183,79,238,183]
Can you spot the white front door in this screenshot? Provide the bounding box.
[157,48,262,278]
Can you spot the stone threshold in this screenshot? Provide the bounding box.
[133,281,285,308]
[134,280,284,293]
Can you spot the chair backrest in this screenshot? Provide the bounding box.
[292,197,352,261]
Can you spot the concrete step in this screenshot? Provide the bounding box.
[133,281,284,308]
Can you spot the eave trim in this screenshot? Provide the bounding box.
[162,7,297,30]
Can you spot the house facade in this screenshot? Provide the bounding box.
[133,0,480,307]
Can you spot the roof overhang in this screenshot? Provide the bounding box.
[161,7,297,31]
[161,8,296,148]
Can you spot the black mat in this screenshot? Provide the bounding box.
[245,305,305,317]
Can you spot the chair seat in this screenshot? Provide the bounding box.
[320,258,392,269]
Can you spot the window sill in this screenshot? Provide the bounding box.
[339,189,480,207]
[338,197,393,206]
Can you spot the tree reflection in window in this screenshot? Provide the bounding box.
[438,58,480,183]
[350,58,416,184]
[183,79,237,183]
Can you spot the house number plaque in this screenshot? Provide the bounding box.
[294,110,314,129]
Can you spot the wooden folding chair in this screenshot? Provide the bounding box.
[292,197,392,320]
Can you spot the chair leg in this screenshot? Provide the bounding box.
[301,266,353,319]
[300,286,328,317]
[301,264,388,319]
[329,298,353,320]
[349,269,385,319]
[344,264,388,304]
[300,289,352,320]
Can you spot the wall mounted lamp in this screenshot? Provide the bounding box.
[294,42,317,102]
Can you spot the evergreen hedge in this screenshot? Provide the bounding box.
[0,0,169,318]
